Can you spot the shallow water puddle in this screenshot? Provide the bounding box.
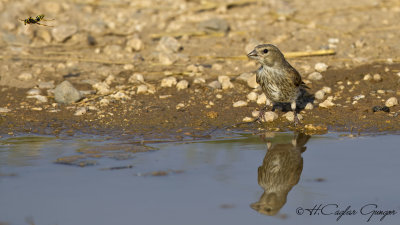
[0,133,399,225]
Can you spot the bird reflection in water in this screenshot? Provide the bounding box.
[250,132,311,216]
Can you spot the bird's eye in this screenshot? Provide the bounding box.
[263,49,269,54]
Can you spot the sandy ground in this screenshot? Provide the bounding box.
[1,0,400,139]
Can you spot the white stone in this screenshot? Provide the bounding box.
[233,100,248,107]
[242,117,253,122]
[51,25,78,42]
[176,80,189,90]
[104,75,115,85]
[283,111,303,122]
[18,72,33,81]
[315,90,325,100]
[319,99,335,108]
[314,63,328,72]
[128,73,144,83]
[322,86,332,94]
[99,98,110,106]
[161,77,177,87]
[308,72,323,81]
[216,94,222,99]
[305,103,314,110]
[93,82,111,95]
[247,92,258,101]
[247,74,259,89]
[257,93,267,105]
[136,85,148,94]
[110,91,131,100]
[156,36,181,53]
[74,107,87,116]
[252,110,260,117]
[363,74,372,81]
[262,111,278,122]
[27,88,41,95]
[158,52,176,65]
[208,81,222,89]
[385,97,398,107]
[27,95,48,103]
[353,95,365,101]
[193,77,206,84]
[0,107,11,113]
[218,75,234,89]
[126,36,143,51]
[373,73,382,82]
[176,103,185,110]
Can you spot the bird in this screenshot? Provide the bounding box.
[247,44,308,125]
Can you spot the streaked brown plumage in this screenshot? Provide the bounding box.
[247,44,308,125]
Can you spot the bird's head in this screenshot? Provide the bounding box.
[247,44,286,67]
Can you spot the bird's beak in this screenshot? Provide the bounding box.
[247,50,258,59]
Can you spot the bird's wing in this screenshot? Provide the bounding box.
[288,67,309,89]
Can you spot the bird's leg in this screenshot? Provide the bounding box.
[257,105,269,122]
[291,101,300,126]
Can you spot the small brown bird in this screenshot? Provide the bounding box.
[247,44,308,125]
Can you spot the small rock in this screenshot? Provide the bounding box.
[176,103,185,110]
[315,90,325,100]
[110,91,131,100]
[74,107,87,116]
[158,52,176,65]
[103,45,122,56]
[54,81,82,104]
[257,93,269,105]
[93,82,111,95]
[198,18,230,33]
[363,74,372,81]
[377,90,385,94]
[314,63,328,72]
[176,80,189,90]
[31,107,43,111]
[216,94,222,99]
[126,35,143,51]
[27,95,48,103]
[137,85,148,94]
[252,110,260,117]
[385,97,398,107]
[212,63,223,71]
[161,77,177,87]
[308,72,323,81]
[247,92,258,101]
[322,86,332,94]
[27,88,41,95]
[353,95,365,101]
[372,106,390,113]
[242,117,253,122]
[373,73,382,82]
[233,100,248,107]
[38,81,55,89]
[99,98,110,106]
[0,107,11,113]
[305,103,314,110]
[193,77,206,84]
[247,74,259,89]
[51,25,78,42]
[104,75,115,85]
[319,98,335,108]
[157,36,182,53]
[237,72,253,82]
[208,80,222,89]
[159,95,172,99]
[18,72,33,81]
[262,111,278,122]
[128,73,144,84]
[283,111,303,122]
[218,76,234,89]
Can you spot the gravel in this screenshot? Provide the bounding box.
[54,81,82,104]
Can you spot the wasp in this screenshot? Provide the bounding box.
[20,14,54,27]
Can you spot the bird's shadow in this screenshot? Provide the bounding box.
[272,89,314,113]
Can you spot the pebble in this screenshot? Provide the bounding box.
[242,117,253,122]
[212,63,223,71]
[38,81,55,89]
[27,95,48,103]
[314,63,328,72]
[256,93,267,105]
[247,92,258,101]
[252,110,260,117]
[198,18,230,33]
[237,72,253,82]
[385,97,398,107]
[233,100,248,107]
[176,103,185,110]
[216,94,222,99]
[161,77,177,87]
[283,111,303,122]
[193,77,206,84]
[103,45,122,56]
[156,36,182,53]
[315,90,325,100]
[208,80,222,89]
[158,52,176,65]
[363,74,372,81]
[218,76,234,89]
[308,72,323,81]
[18,72,33,81]
[372,106,390,113]
[322,86,332,94]
[353,95,365,101]
[262,111,278,122]
[110,91,131,100]
[104,75,115,85]
[27,88,41,95]
[126,35,144,52]
[54,81,82,104]
[247,74,259,89]
[128,73,144,84]
[51,25,78,42]
[176,80,189,90]
[377,90,385,94]
[74,107,87,116]
[0,107,11,113]
[319,98,335,108]
[31,107,43,111]
[305,103,314,110]
[137,85,148,94]
[373,73,382,82]
[99,98,110,106]
[159,95,172,99]
[93,82,111,95]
